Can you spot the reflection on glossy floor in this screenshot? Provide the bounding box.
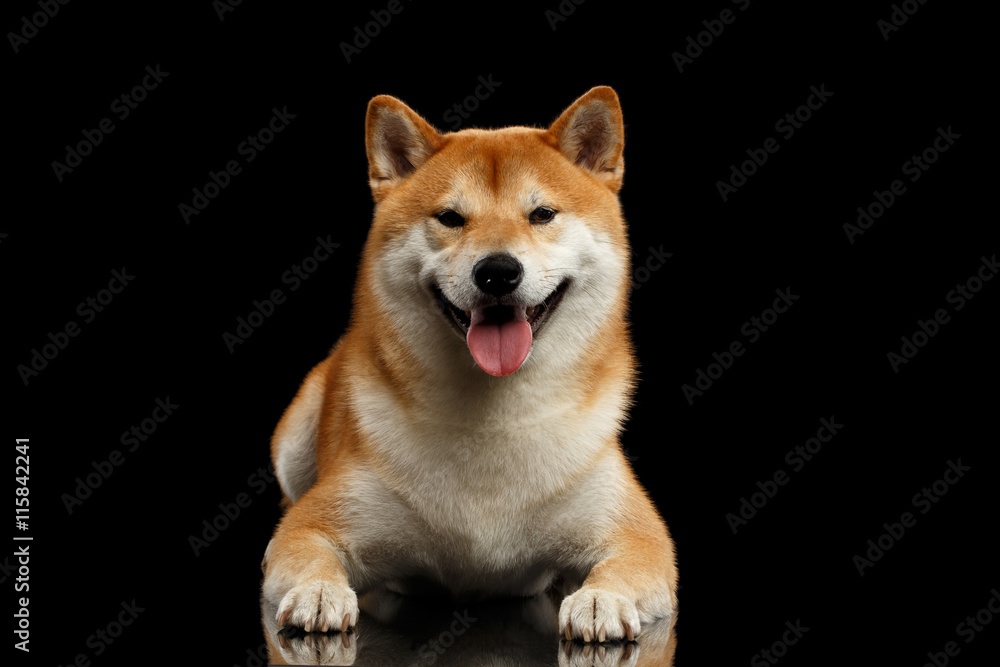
[262,589,676,666]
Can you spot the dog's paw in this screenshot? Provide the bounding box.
[276,580,359,633]
[559,589,640,643]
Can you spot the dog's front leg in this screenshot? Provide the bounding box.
[559,495,678,642]
[262,487,359,633]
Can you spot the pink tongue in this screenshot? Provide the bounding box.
[467,308,533,376]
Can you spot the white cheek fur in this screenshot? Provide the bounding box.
[373,215,627,370]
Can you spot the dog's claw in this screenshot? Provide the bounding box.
[559,588,642,644]
[564,623,572,641]
[341,613,352,633]
[275,580,358,635]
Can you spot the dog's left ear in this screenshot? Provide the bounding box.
[366,95,444,202]
[545,86,625,193]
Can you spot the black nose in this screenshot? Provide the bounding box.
[473,253,523,297]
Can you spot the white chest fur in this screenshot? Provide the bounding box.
[340,372,629,594]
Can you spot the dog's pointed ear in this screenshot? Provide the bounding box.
[545,86,625,192]
[365,95,444,201]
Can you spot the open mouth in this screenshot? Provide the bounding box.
[431,280,570,376]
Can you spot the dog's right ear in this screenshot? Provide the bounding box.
[365,95,444,202]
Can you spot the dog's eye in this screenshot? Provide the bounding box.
[529,207,556,224]
[435,210,466,228]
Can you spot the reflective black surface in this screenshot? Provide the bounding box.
[261,589,676,666]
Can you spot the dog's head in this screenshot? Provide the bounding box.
[359,87,631,379]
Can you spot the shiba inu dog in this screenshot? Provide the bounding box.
[261,86,678,644]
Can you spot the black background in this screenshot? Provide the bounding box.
[6,0,996,665]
